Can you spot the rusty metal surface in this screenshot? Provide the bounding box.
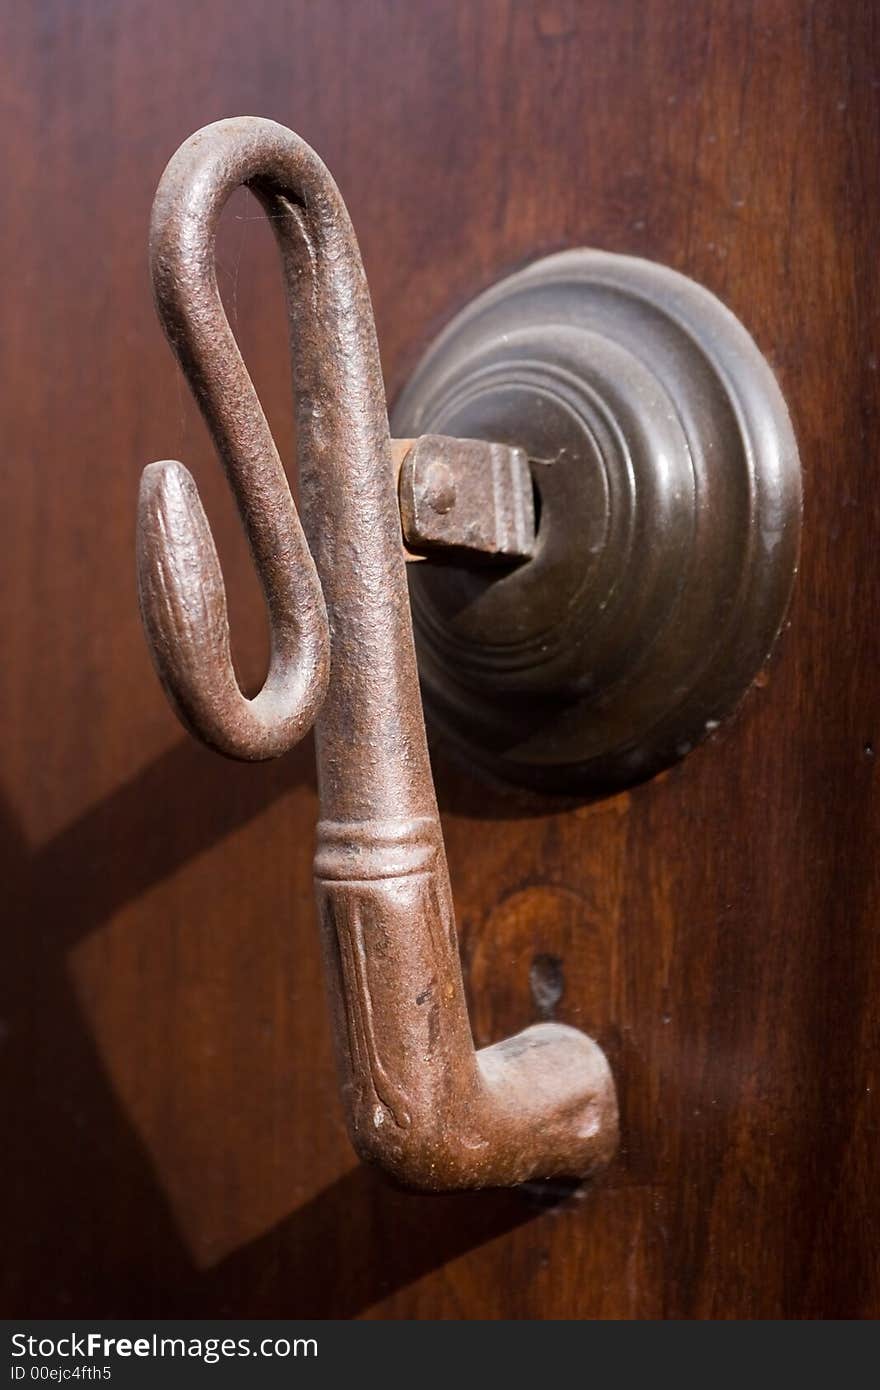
[396,434,535,562]
[136,117,617,1191]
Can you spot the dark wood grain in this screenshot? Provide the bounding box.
[1,0,878,1318]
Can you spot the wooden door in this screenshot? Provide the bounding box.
[3,0,878,1318]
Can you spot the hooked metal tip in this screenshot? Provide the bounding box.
[137,459,329,761]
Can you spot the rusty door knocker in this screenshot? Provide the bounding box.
[139,117,800,1190]
[137,118,618,1190]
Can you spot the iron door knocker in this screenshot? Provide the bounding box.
[137,117,618,1190]
[138,117,800,1191]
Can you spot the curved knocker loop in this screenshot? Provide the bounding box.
[137,119,336,758]
[138,118,617,1190]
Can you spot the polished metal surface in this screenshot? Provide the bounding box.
[393,250,802,795]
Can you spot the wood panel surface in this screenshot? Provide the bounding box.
[1,0,878,1318]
